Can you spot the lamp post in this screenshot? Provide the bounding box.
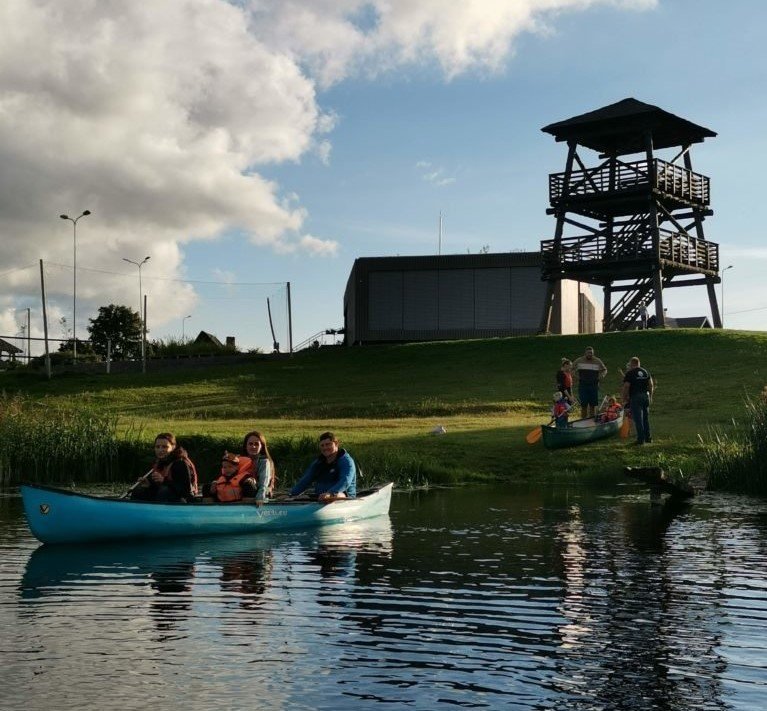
[59,210,91,359]
[182,314,192,343]
[721,264,733,329]
[123,256,150,359]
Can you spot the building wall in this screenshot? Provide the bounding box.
[345,252,588,344]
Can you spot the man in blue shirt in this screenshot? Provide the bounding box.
[290,431,357,501]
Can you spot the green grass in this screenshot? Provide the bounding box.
[3,329,767,491]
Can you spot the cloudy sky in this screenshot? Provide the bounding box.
[1,0,765,353]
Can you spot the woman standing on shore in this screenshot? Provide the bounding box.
[556,358,574,405]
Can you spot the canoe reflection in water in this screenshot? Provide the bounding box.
[19,515,394,633]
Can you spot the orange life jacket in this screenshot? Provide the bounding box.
[153,455,199,497]
[599,404,622,422]
[212,456,253,502]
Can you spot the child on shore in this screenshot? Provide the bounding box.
[552,391,571,428]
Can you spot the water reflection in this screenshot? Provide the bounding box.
[2,486,767,710]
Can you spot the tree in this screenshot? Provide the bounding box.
[87,304,143,360]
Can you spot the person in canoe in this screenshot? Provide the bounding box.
[241,430,276,505]
[289,431,357,502]
[130,433,199,502]
[596,395,622,423]
[207,451,259,503]
[552,391,572,428]
[556,358,574,404]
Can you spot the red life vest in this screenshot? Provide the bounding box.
[212,456,253,502]
[153,455,199,497]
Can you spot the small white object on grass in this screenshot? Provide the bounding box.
[430,425,447,435]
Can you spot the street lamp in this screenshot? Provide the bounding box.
[721,264,733,329]
[123,256,150,359]
[59,210,91,359]
[182,314,192,343]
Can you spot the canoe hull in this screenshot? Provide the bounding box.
[21,483,393,545]
[541,412,624,450]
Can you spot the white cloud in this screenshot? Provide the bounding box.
[416,161,456,187]
[297,234,340,256]
[0,0,656,334]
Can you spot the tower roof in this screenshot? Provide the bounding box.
[541,98,716,154]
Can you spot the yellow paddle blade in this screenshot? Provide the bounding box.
[526,426,543,444]
[619,413,631,439]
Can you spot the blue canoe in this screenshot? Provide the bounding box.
[20,482,393,545]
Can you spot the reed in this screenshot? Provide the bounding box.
[0,393,122,485]
[702,392,767,495]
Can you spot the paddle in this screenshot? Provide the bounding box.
[619,409,631,439]
[526,419,555,445]
[122,469,154,499]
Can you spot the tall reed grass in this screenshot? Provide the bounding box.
[702,392,767,496]
[0,393,123,485]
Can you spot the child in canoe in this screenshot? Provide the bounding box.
[596,395,622,423]
[207,452,259,503]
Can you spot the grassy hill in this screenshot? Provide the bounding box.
[3,329,766,488]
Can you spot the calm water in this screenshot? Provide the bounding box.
[1,481,766,710]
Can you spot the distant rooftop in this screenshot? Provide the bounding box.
[542,98,716,155]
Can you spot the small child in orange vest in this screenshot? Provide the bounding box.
[552,391,571,428]
[596,395,622,423]
[208,451,257,503]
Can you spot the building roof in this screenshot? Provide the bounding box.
[194,330,224,347]
[667,316,712,329]
[0,337,23,354]
[541,98,717,155]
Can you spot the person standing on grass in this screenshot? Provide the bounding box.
[622,356,655,445]
[572,346,607,419]
[556,358,574,405]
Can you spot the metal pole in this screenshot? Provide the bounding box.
[60,210,90,360]
[122,256,150,361]
[106,338,111,374]
[721,264,733,329]
[39,259,51,379]
[287,281,293,354]
[26,308,31,364]
[142,293,147,374]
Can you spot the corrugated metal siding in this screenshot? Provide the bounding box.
[344,252,575,344]
[475,268,511,329]
[438,269,474,329]
[510,266,544,329]
[404,271,439,329]
[368,271,403,330]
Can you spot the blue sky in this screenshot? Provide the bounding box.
[1,0,765,353]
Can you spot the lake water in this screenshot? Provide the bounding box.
[1,481,766,710]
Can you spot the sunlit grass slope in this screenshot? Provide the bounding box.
[3,329,766,486]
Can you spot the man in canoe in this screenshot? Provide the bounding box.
[573,346,607,419]
[622,356,655,445]
[290,431,357,502]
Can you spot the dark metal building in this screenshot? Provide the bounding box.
[344,252,595,345]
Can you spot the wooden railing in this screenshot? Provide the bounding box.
[541,229,719,273]
[549,158,710,206]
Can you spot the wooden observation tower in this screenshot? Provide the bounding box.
[539,98,721,332]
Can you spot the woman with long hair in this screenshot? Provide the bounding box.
[241,430,276,504]
[131,433,198,502]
